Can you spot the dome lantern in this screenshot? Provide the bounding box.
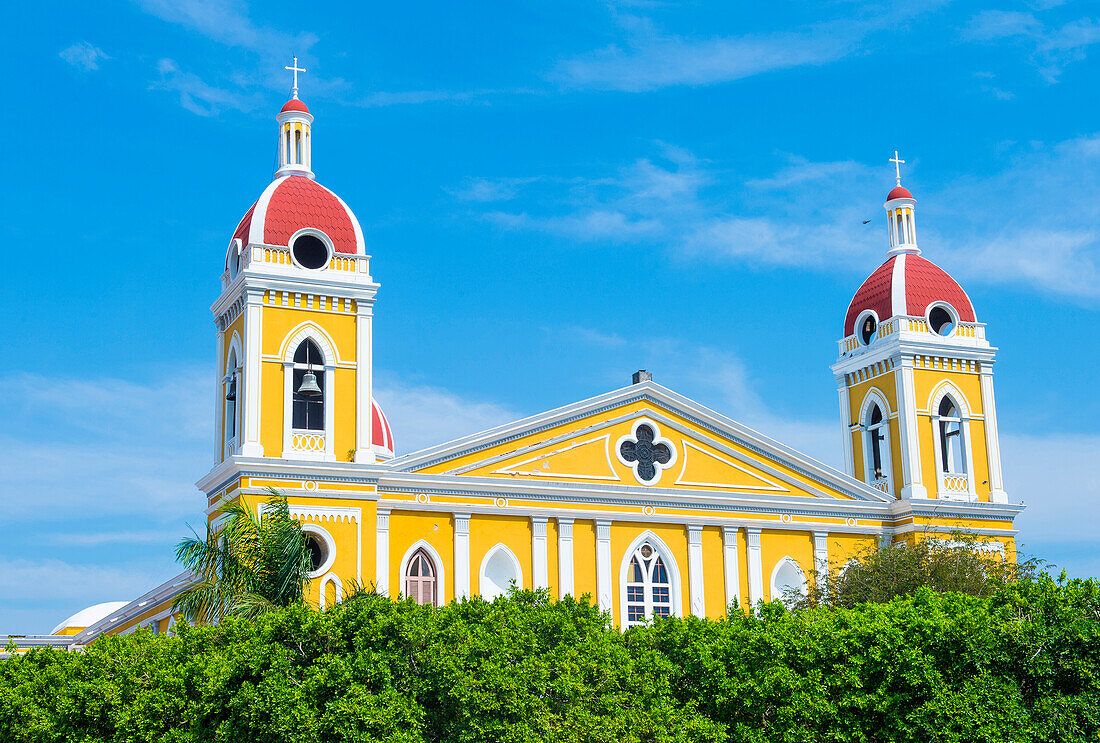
[885,151,918,255]
[275,57,314,180]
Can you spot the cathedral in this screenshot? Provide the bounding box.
[51,80,1023,640]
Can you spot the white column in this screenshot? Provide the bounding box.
[895,359,927,499]
[454,513,471,600]
[531,517,549,590]
[354,303,375,463]
[812,531,829,596]
[240,289,264,457]
[375,508,390,597]
[836,379,854,477]
[557,518,574,598]
[721,526,741,612]
[746,528,763,607]
[213,325,225,461]
[979,368,1008,503]
[686,525,705,617]
[595,520,612,614]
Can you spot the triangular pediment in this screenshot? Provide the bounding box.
[390,382,888,502]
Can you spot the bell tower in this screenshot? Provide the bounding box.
[831,156,1007,504]
[208,67,395,475]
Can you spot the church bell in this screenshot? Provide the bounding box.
[297,369,322,397]
[225,378,236,402]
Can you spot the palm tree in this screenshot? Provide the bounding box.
[174,489,312,625]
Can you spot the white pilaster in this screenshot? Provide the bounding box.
[213,326,225,461]
[746,528,763,607]
[812,531,829,596]
[686,525,705,617]
[721,526,741,612]
[557,518,575,597]
[895,359,927,499]
[979,368,1008,503]
[240,289,264,457]
[354,303,375,463]
[531,517,549,590]
[375,508,390,597]
[836,379,854,477]
[454,513,471,600]
[595,520,612,614]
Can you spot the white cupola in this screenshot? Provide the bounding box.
[885,151,918,255]
[275,57,314,180]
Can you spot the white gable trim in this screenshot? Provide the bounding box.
[389,381,889,502]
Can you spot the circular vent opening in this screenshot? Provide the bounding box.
[304,533,328,575]
[929,305,956,336]
[859,314,877,345]
[292,234,329,269]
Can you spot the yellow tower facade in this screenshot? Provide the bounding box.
[832,177,1008,508]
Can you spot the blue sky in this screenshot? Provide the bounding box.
[3,0,1099,632]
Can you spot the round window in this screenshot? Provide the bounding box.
[859,313,877,345]
[304,533,328,574]
[292,234,330,270]
[928,305,956,336]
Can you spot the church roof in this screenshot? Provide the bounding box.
[372,397,395,459]
[230,175,365,261]
[887,185,913,200]
[844,254,976,336]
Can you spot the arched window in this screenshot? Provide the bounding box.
[224,349,238,446]
[771,557,807,606]
[938,396,965,474]
[625,541,672,625]
[479,544,521,600]
[404,549,437,606]
[292,339,324,431]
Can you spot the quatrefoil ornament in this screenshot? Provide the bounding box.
[616,419,677,485]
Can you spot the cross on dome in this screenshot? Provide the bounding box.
[889,150,905,186]
[285,56,307,99]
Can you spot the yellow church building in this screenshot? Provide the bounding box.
[55,88,1022,643]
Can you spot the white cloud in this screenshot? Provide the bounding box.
[153,58,265,116]
[374,377,519,455]
[461,136,1100,302]
[136,0,316,55]
[448,177,542,202]
[59,42,109,71]
[554,4,946,92]
[963,8,1100,82]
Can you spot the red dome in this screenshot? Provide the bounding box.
[371,397,395,458]
[230,175,364,261]
[887,185,913,201]
[844,254,975,336]
[280,98,310,114]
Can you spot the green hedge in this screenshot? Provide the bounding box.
[2,577,1099,742]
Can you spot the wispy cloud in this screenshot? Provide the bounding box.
[374,376,519,454]
[153,58,265,116]
[554,3,946,92]
[460,135,1100,301]
[448,177,543,203]
[59,42,110,72]
[964,8,1100,82]
[136,0,316,55]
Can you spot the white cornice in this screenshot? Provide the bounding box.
[72,571,194,645]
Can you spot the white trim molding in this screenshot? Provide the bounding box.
[376,508,390,596]
[318,571,343,609]
[531,516,549,590]
[557,517,575,597]
[686,524,705,617]
[746,527,763,606]
[595,519,613,613]
[454,513,471,600]
[721,525,741,612]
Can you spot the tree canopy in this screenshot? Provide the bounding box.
[2,576,1099,742]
